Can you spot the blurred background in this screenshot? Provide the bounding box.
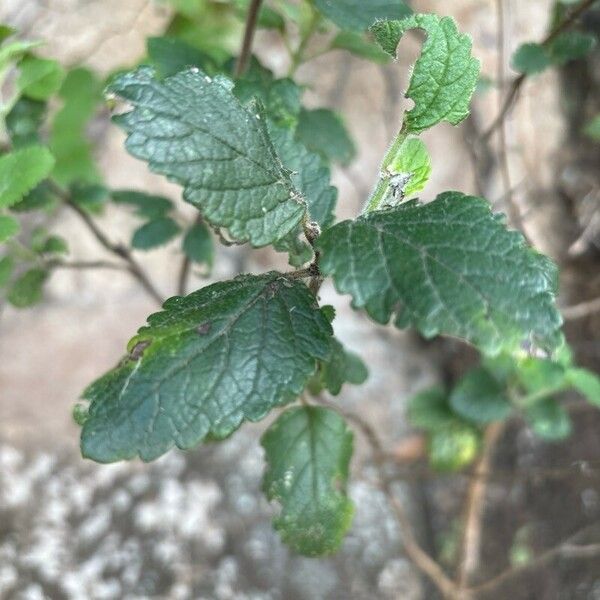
[0,0,599,598]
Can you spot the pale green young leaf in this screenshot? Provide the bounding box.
[7,267,47,308]
[566,368,600,406]
[371,14,480,133]
[109,67,306,247]
[524,398,572,441]
[79,274,332,463]
[261,406,354,556]
[511,43,551,75]
[313,0,411,31]
[0,146,55,209]
[428,422,480,472]
[0,215,20,242]
[296,108,356,166]
[182,221,214,267]
[449,367,511,424]
[516,356,568,396]
[317,192,562,355]
[17,56,64,100]
[131,217,181,250]
[387,137,431,198]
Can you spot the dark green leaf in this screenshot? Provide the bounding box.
[331,31,391,63]
[296,108,356,166]
[449,367,511,424]
[320,338,368,395]
[371,15,480,133]
[524,398,571,441]
[548,31,597,65]
[0,145,55,209]
[0,255,14,286]
[317,192,562,355]
[70,183,109,213]
[147,36,219,77]
[408,386,454,430]
[132,217,181,250]
[111,190,174,219]
[7,267,47,307]
[314,0,411,31]
[108,67,306,247]
[428,422,480,472]
[511,43,551,75]
[10,182,56,213]
[79,273,332,462]
[5,97,46,148]
[517,357,568,396]
[182,220,214,266]
[261,406,354,556]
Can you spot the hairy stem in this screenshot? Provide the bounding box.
[234,0,264,77]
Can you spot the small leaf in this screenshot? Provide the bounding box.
[132,217,181,250]
[109,67,306,247]
[317,192,562,355]
[0,39,41,71]
[7,267,47,308]
[50,67,102,185]
[261,406,354,556]
[449,367,511,424]
[387,137,431,198]
[524,398,571,441]
[111,190,174,219]
[0,215,20,242]
[80,273,332,462]
[0,146,55,209]
[5,97,46,148]
[428,422,480,472]
[147,36,218,78]
[371,14,480,133]
[182,221,214,266]
[313,0,411,31]
[408,386,455,430]
[517,357,568,396]
[296,108,356,166]
[70,183,109,213]
[566,368,600,407]
[511,43,551,75]
[331,31,391,64]
[320,338,368,395]
[0,255,14,286]
[548,31,597,65]
[17,56,64,100]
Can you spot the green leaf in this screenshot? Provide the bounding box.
[147,36,219,78]
[511,43,551,75]
[50,68,102,185]
[132,217,181,250]
[296,108,356,166]
[524,398,571,441]
[449,367,511,424]
[111,190,174,219]
[17,56,64,100]
[5,97,46,148]
[516,357,568,397]
[269,123,337,265]
[79,273,332,462]
[0,25,16,44]
[371,14,480,133]
[182,220,214,266]
[0,255,14,286]
[70,183,109,213]
[108,67,306,247]
[584,115,600,141]
[7,267,47,308]
[0,146,55,209]
[317,192,562,355]
[548,31,597,65]
[261,406,354,556]
[408,386,454,430]
[0,215,20,242]
[331,31,391,64]
[428,422,480,472]
[0,39,41,71]
[386,136,431,199]
[320,338,368,395]
[566,368,600,407]
[10,182,56,213]
[314,0,411,31]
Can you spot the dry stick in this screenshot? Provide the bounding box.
[234,0,264,77]
[313,396,459,599]
[483,0,598,141]
[469,521,600,598]
[562,296,600,320]
[456,422,505,591]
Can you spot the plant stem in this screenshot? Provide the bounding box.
[234,0,264,77]
[288,5,321,76]
[364,124,409,213]
[483,0,597,141]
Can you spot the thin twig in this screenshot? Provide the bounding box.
[48,259,127,271]
[469,521,600,597]
[176,214,203,296]
[483,0,597,141]
[562,296,600,320]
[234,0,264,77]
[456,422,505,590]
